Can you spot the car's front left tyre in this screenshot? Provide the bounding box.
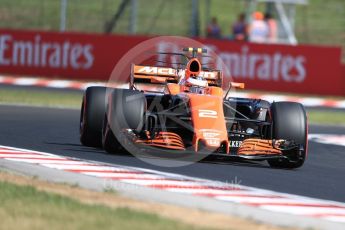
[102,89,146,154]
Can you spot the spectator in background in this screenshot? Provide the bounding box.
[265,13,278,43]
[206,17,222,39]
[232,13,248,41]
[248,11,269,43]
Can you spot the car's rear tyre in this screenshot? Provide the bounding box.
[267,102,308,169]
[80,86,107,147]
[103,89,146,154]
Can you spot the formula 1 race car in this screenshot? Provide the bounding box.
[80,47,308,169]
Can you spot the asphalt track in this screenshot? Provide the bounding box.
[1,104,345,203]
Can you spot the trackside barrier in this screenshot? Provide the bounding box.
[0,29,343,96]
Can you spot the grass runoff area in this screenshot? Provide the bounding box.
[0,182,180,230]
[307,109,345,126]
[0,86,82,108]
[0,178,204,230]
[0,171,285,230]
[0,86,344,126]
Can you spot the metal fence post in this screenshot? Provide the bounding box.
[129,0,138,34]
[60,0,68,32]
[190,0,200,37]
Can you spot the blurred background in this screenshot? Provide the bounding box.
[0,0,344,60]
[0,0,344,98]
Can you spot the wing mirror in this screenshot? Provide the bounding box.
[224,82,245,99]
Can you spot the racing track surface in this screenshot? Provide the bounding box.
[1,104,345,203]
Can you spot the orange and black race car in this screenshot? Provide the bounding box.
[80,47,308,168]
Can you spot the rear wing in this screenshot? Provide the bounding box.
[130,64,223,88]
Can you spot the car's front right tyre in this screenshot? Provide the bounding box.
[267,102,308,169]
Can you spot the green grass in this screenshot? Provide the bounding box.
[0,180,209,230]
[0,88,83,108]
[307,109,345,125]
[295,0,345,47]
